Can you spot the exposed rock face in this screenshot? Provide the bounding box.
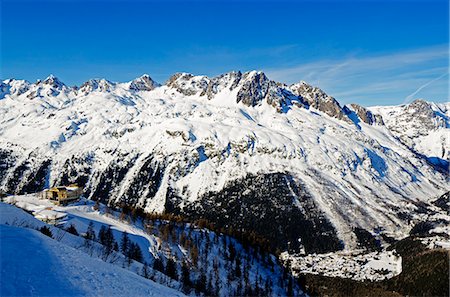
[203,71,243,100]
[42,75,66,90]
[11,80,31,96]
[0,82,11,98]
[119,156,164,206]
[58,155,93,190]
[79,79,114,94]
[236,71,272,106]
[388,99,448,134]
[0,149,17,186]
[235,71,296,111]
[369,99,449,161]
[432,191,450,213]
[344,103,384,125]
[405,99,447,130]
[165,71,299,112]
[290,81,352,123]
[166,73,209,96]
[129,74,160,92]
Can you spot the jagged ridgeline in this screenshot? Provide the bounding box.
[0,71,448,254]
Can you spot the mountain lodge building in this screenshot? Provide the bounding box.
[43,185,82,205]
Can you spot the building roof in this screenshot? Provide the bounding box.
[48,186,80,192]
[34,209,67,220]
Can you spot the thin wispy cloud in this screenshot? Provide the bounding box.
[404,72,448,103]
[265,45,449,106]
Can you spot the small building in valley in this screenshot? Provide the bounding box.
[43,184,82,206]
[35,208,68,224]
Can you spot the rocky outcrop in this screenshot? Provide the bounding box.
[79,79,115,94]
[370,99,449,160]
[1,151,51,195]
[0,82,11,98]
[42,75,66,90]
[406,99,447,130]
[234,71,293,111]
[290,81,352,123]
[202,71,243,100]
[165,71,297,112]
[129,74,159,92]
[236,71,273,107]
[344,103,384,125]
[165,73,209,96]
[0,80,31,98]
[119,156,164,206]
[432,191,450,213]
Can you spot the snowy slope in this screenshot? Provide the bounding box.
[0,204,185,297]
[1,225,185,297]
[1,198,306,296]
[369,99,449,161]
[0,72,448,253]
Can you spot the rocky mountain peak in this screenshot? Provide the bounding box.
[1,79,30,97]
[235,71,272,107]
[406,99,434,116]
[79,79,114,94]
[368,98,449,161]
[164,70,306,111]
[201,71,243,100]
[344,103,384,125]
[129,74,160,92]
[290,81,352,123]
[42,75,65,90]
[165,73,210,96]
[407,99,447,131]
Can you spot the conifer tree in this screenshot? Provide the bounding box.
[129,242,143,263]
[40,226,53,238]
[165,257,178,280]
[153,257,164,272]
[66,224,79,236]
[83,221,96,255]
[190,245,199,268]
[234,256,241,278]
[286,276,293,297]
[206,274,213,296]
[120,232,130,256]
[236,279,243,297]
[84,221,96,241]
[98,225,116,260]
[196,267,207,294]
[265,279,271,297]
[181,261,192,294]
[142,262,150,279]
[214,271,220,296]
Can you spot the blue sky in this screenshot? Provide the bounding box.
[1,0,448,106]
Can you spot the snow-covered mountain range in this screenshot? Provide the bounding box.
[0,72,448,254]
